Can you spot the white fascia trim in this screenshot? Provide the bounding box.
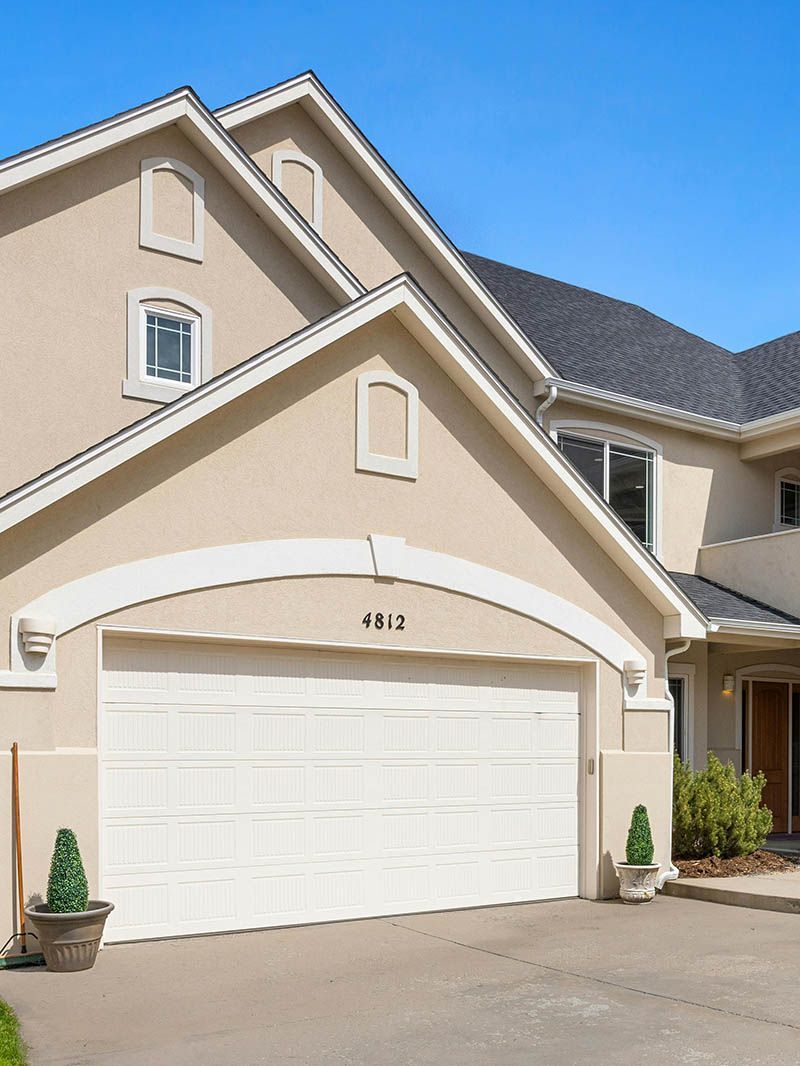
[541,377,800,450]
[0,273,705,638]
[140,156,205,261]
[356,370,419,479]
[0,88,362,305]
[271,148,323,231]
[740,406,800,441]
[536,378,742,440]
[4,534,642,688]
[215,73,554,382]
[707,617,800,640]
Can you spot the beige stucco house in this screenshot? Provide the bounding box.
[1,72,795,943]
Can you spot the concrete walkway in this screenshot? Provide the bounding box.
[6,896,800,1065]
[665,867,800,913]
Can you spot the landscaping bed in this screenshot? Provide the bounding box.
[675,849,798,879]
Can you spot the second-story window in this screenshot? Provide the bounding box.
[557,431,655,551]
[144,309,196,386]
[779,477,800,527]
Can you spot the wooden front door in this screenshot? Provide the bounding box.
[751,681,789,834]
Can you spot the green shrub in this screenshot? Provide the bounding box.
[46,828,89,913]
[672,752,773,859]
[625,804,655,864]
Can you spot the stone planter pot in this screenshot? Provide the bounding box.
[614,862,660,904]
[25,901,114,972]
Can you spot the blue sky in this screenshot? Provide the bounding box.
[3,1,798,351]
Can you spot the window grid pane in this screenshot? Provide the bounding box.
[145,314,193,384]
[781,480,800,526]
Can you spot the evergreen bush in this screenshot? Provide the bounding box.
[672,752,773,859]
[625,804,655,864]
[46,828,89,913]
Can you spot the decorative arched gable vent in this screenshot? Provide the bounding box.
[356,371,419,480]
[271,149,323,232]
[140,157,205,261]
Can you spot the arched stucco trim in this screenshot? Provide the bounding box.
[5,536,644,686]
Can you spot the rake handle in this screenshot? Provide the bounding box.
[12,743,27,953]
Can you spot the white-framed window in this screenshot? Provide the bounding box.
[123,287,212,403]
[775,468,800,530]
[668,663,695,765]
[143,307,196,386]
[140,157,205,261]
[271,149,323,232]
[551,421,661,554]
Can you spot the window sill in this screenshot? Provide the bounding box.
[122,378,194,404]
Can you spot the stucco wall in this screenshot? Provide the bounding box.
[0,309,674,925]
[0,314,666,686]
[231,104,537,410]
[0,123,336,496]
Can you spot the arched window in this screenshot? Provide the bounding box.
[356,371,419,480]
[140,157,205,261]
[123,287,212,403]
[775,468,800,530]
[550,420,662,555]
[271,149,323,232]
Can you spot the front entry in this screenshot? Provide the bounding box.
[750,681,789,834]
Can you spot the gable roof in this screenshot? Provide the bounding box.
[464,251,800,427]
[215,71,556,382]
[0,85,364,305]
[0,273,705,639]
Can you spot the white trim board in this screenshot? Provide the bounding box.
[271,148,323,231]
[216,72,555,382]
[8,534,641,687]
[139,156,205,261]
[0,87,362,305]
[0,273,706,641]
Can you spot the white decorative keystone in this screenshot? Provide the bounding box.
[18,616,57,655]
[623,658,647,693]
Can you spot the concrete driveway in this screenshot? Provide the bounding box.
[5,895,800,1065]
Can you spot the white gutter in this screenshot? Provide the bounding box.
[534,382,558,427]
[657,638,691,890]
[534,378,741,439]
[707,618,800,641]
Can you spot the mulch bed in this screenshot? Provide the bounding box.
[675,850,799,879]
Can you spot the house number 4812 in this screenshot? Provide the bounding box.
[362,612,405,631]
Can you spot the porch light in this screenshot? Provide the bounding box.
[18,616,57,655]
[722,674,734,695]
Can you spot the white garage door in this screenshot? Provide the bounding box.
[101,639,581,942]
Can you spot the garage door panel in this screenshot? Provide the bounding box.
[103,843,580,940]
[102,642,581,941]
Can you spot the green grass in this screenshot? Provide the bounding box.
[0,1000,26,1065]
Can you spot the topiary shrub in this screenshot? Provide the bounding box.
[47,828,89,914]
[672,752,773,859]
[625,804,655,864]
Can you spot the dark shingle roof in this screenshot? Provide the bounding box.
[669,572,800,626]
[464,250,800,424]
[737,332,800,421]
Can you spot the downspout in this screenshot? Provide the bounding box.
[535,382,558,427]
[657,637,691,890]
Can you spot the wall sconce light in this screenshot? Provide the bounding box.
[722,674,734,695]
[18,615,57,656]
